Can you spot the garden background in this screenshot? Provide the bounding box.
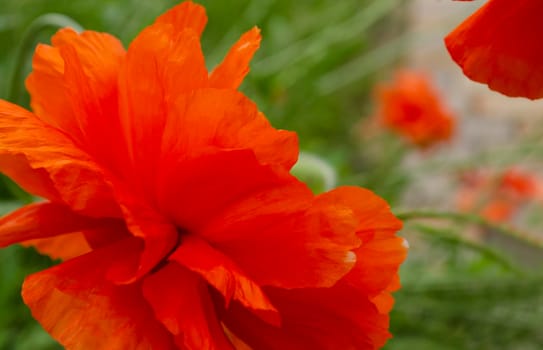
[1,0,543,349]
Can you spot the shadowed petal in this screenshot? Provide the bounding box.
[21,219,132,261]
[218,284,390,350]
[142,261,234,349]
[0,202,117,247]
[109,187,179,282]
[170,235,279,326]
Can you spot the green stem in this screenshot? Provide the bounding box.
[408,223,521,273]
[7,13,83,104]
[396,209,543,249]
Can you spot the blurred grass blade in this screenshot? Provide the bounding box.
[0,14,20,33]
[0,199,23,215]
[253,0,401,76]
[317,31,421,95]
[7,13,83,104]
[409,223,521,273]
[396,209,543,250]
[0,175,33,203]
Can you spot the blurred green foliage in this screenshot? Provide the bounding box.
[0,0,542,349]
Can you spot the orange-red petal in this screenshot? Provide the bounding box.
[376,71,454,147]
[20,220,132,261]
[162,89,298,171]
[217,187,405,348]
[0,100,120,217]
[445,0,543,99]
[26,29,125,147]
[157,149,307,232]
[21,233,91,261]
[321,187,406,297]
[219,284,390,350]
[155,1,208,37]
[110,187,179,282]
[0,153,60,202]
[170,235,279,326]
[22,238,175,349]
[209,27,261,90]
[118,23,208,189]
[142,261,234,349]
[0,202,115,247]
[370,274,401,314]
[158,149,359,289]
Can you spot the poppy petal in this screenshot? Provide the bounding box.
[318,186,406,297]
[0,202,116,247]
[26,29,125,143]
[162,88,298,171]
[0,100,120,217]
[119,23,208,189]
[21,233,92,261]
[22,238,176,349]
[21,219,132,261]
[109,188,179,282]
[0,153,60,202]
[157,149,308,232]
[55,35,128,172]
[445,0,543,99]
[218,284,390,350]
[209,27,261,90]
[170,235,279,326]
[142,261,234,349]
[155,1,207,37]
[370,274,401,314]
[157,148,359,289]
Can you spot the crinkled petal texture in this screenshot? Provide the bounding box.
[446,0,543,99]
[22,238,177,350]
[218,187,406,350]
[376,70,454,148]
[0,2,406,350]
[0,101,121,217]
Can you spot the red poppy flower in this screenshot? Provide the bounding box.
[374,70,455,148]
[445,0,543,99]
[456,168,539,222]
[0,2,407,349]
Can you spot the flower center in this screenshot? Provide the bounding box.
[150,228,185,274]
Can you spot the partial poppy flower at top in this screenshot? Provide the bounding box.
[374,70,455,148]
[0,1,407,349]
[456,168,540,222]
[445,0,543,99]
